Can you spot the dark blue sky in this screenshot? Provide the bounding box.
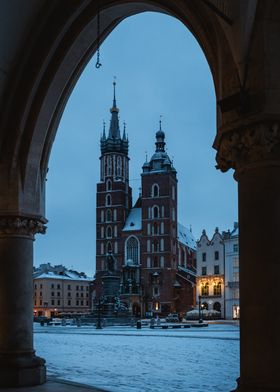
[34,12,237,276]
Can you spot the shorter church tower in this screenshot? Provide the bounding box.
[141,124,178,315]
[95,82,132,294]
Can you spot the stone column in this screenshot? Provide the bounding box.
[216,122,280,392]
[0,216,47,387]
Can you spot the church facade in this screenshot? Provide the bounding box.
[95,83,196,317]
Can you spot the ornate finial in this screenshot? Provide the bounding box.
[159,115,163,130]
[122,121,126,140]
[190,224,192,233]
[113,76,116,104]
[102,120,106,139]
[110,77,119,114]
[145,150,148,162]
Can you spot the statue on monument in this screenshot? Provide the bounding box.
[106,252,116,275]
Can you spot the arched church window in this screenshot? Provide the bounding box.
[126,236,139,265]
[107,242,112,254]
[153,257,159,268]
[153,206,159,219]
[106,194,112,206]
[152,184,159,197]
[101,227,104,238]
[100,210,104,222]
[107,156,112,176]
[106,210,112,222]
[213,302,221,312]
[153,240,159,252]
[106,226,112,238]
[153,222,158,235]
[117,156,122,177]
[106,179,112,191]
[172,185,175,200]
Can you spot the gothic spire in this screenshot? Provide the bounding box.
[108,78,121,139]
[122,121,127,140]
[100,80,129,156]
[102,120,106,140]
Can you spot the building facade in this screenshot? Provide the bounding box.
[33,263,92,317]
[196,228,225,318]
[196,224,240,319]
[224,223,240,319]
[95,84,196,317]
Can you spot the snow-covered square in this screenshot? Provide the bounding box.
[34,323,239,392]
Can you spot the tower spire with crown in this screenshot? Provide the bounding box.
[155,116,166,152]
[100,79,129,156]
[108,78,120,139]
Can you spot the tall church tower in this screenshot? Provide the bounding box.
[96,82,132,280]
[141,124,178,315]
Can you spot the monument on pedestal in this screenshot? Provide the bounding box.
[91,253,130,325]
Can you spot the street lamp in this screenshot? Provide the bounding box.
[198,295,203,323]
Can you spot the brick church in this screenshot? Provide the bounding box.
[95,82,196,317]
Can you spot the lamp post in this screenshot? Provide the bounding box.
[198,295,203,323]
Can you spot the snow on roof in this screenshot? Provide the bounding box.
[178,223,197,250]
[34,271,92,281]
[123,208,142,231]
[231,226,239,238]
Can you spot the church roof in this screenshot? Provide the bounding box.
[178,223,197,250]
[123,208,142,231]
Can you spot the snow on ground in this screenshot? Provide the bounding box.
[34,323,239,392]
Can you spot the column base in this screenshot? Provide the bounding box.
[232,377,280,392]
[0,352,46,387]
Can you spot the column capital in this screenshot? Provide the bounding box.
[0,216,47,239]
[214,121,280,177]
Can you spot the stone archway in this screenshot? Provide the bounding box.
[213,301,221,312]
[0,1,280,391]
